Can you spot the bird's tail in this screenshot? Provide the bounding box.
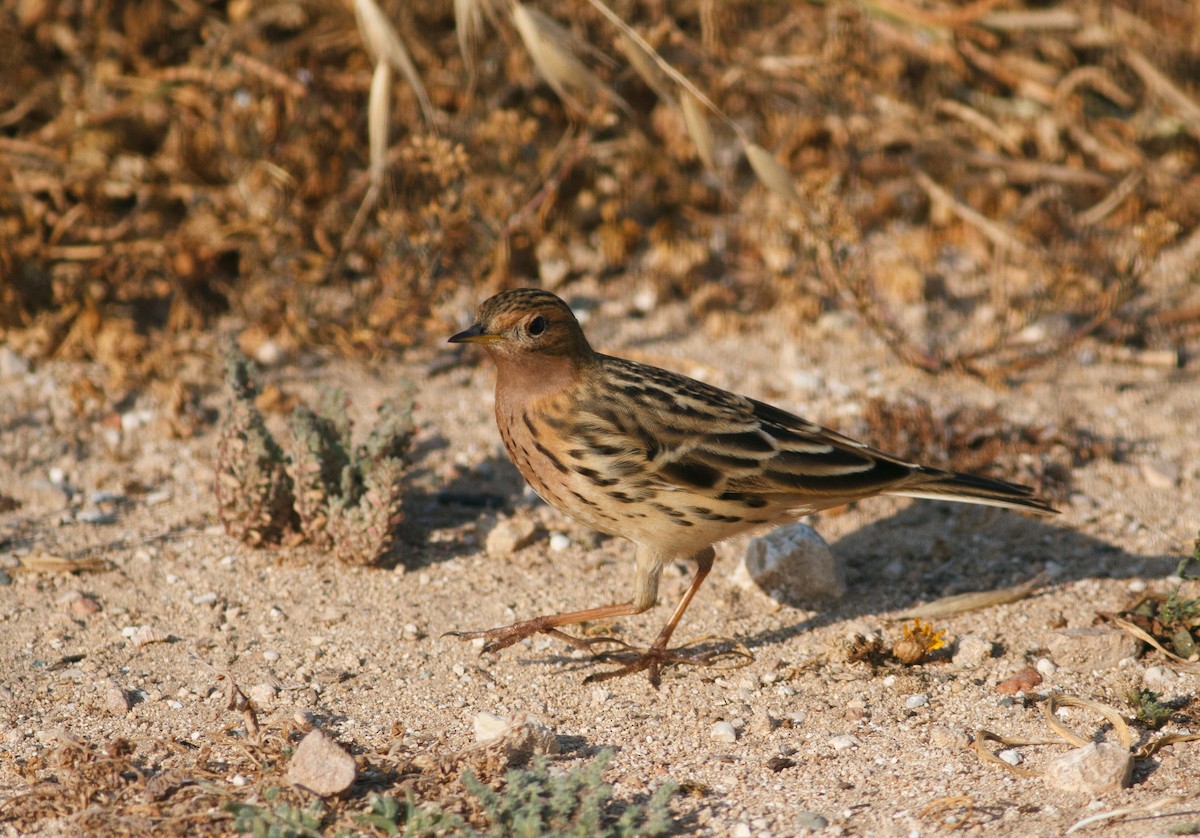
[891,468,1058,514]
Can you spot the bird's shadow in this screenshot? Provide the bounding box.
[732,500,1180,653]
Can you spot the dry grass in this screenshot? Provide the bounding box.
[1,0,1196,394]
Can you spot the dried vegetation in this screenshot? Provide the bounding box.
[1,0,1198,389]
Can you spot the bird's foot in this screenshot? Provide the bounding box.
[446,618,595,654]
[585,636,755,687]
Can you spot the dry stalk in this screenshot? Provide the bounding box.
[353,0,436,129]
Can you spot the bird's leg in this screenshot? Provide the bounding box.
[447,545,667,654]
[587,546,716,686]
[447,600,653,653]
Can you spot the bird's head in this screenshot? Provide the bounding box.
[448,288,594,363]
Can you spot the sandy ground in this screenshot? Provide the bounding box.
[1,294,1198,836]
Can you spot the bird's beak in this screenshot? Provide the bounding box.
[448,323,503,345]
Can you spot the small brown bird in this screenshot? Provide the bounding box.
[449,288,1055,683]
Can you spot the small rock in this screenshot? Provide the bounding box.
[732,823,752,838]
[796,811,829,832]
[952,635,994,668]
[293,710,316,732]
[905,694,929,709]
[998,749,1024,766]
[127,625,170,647]
[485,516,537,558]
[472,711,559,765]
[1047,627,1141,672]
[287,729,357,796]
[1140,459,1179,489]
[928,726,967,749]
[548,533,570,552]
[72,595,101,617]
[1043,742,1133,794]
[1035,657,1057,678]
[1143,665,1179,693]
[996,668,1043,695]
[249,683,278,707]
[102,681,131,714]
[731,523,843,604]
[829,734,859,751]
[710,721,737,743]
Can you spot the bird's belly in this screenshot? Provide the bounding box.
[498,407,778,552]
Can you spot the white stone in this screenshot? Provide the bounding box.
[952,635,994,668]
[830,734,859,750]
[1043,742,1133,794]
[730,523,843,604]
[1035,657,1057,678]
[710,721,737,743]
[998,749,1023,766]
[905,694,929,709]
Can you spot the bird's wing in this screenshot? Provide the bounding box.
[581,356,916,502]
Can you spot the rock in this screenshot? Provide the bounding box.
[998,749,1024,766]
[472,711,559,765]
[796,811,829,832]
[952,635,994,668]
[485,516,537,558]
[1047,627,1141,672]
[287,729,357,796]
[249,683,278,707]
[829,734,859,751]
[730,523,843,604]
[710,721,737,743]
[996,668,1043,695]
[1043,742,1133,795]
[101,681,131,714]
[1140,459,1179,489]
[1035,657,1057,678]
[905,694,929,709]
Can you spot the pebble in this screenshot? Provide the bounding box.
[287,729,357,796]
[731,523,844,604]
[102,681,131,714]
[1047,627,1141,672]
[905,694,929,709]
[1043,742,1133,794]
[996,668,1043,695]
[548,533,571,552]
[998,749,1024,766]
[1143,665,1178,693]
[710,721,738,743]
[262,650,280,662]
[249,683,278,707]
[952,635,994,668]
[126,625,170,647]
[796,811,829,832]
[829,734,859,751]
[472,711,559,764]
[485,516,537,558]
[1035,657,1057,678]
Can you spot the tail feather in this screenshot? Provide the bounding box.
[891,468,1058,514]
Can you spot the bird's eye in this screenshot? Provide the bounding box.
[527,315,547,337]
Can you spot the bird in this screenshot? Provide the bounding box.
[447,288,1056,684]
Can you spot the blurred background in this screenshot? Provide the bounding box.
[1,0,1196,392]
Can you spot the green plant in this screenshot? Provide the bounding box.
[227,787,326,837]
[462,750,676,838]
[1125,688,1174,730]
[353,792,468,837]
